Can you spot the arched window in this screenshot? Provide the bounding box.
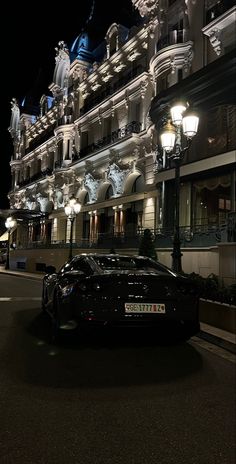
[132,175,144,193]
[37,159,41,173]
[84,192,90,204]
[110,34,117,56]
[26,166,30,179]
[105,185,113,199]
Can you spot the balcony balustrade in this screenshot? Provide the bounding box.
[156,29,189,53]
[25,126,56,155]
[25,216,235,250]
[80,65,146,116]
[18,168,53,188]
[79,121,142,158]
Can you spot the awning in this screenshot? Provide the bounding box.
[0,231,8,241]
[0,227,17,242]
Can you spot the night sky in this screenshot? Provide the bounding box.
[0,0,140,209]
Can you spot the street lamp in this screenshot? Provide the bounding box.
[159,101,199,273]
[64,196,81,260]
[5,217,17,270]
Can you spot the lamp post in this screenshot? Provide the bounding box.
[64,196,81,261]
[5,217,16,270]
[159,102,199,273]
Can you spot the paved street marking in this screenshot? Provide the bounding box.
[0,297,41,301]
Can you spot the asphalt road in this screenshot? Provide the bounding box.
[0,274,235,464]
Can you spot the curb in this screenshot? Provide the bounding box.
[197,330,236,354]
[0,270,43,281]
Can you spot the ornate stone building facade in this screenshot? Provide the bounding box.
[7,0,236,278]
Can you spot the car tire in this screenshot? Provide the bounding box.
[41,294,46,313]
[51,291,78,344]
[50,292,61,344]
[41,282,48,313]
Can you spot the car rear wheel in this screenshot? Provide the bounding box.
[51,292,77,344]
[41,287,47,313]
[50,292,62,343]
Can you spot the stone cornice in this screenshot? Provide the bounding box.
[77,72,149,125]
[21,136,56,162]
[26,106,58,140]
[202,6,236,55]
[54,123,75,138]
[74,28,148,94]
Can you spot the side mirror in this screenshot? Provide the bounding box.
[45,265,56,275]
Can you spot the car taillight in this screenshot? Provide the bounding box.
[78,282,87,292]
[93,282,101,291]
[179,284,199,296]
[77,281,102,292]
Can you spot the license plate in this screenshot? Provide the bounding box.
[125,303,166,313]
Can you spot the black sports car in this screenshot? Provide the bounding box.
[42,253,200,341]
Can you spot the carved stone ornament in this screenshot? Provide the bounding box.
[13,193,24,209]
[140,78,149,99]
[84,173,100,203]
[55,41,69,56]
[132,0,159,19]
[9,98,20,141]
[208,29,222,56]
[133,145,146,171]
[54,188,64,208]
[107,163,128,196]
[53,41,70,93]
[36,193,53,213]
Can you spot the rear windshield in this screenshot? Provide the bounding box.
[93,256,173,275]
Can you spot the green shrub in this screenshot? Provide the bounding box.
[185,272,236,305]
[138,228,157,261]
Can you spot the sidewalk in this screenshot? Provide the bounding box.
[0,266,235,354]
[0,266,43,280]
[199,322,236,354]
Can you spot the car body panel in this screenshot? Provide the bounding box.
[42,253,200,339]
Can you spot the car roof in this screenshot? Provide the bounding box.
[74,253,148,259]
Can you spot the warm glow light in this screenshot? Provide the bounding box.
[69,197,76,207]
[182,111,199,138]
[170,103,186,126]
[160,120,176,152]
[5,217,16,229]
[73,201,81,214]
[65,205,72,216]
[65,196,81,217]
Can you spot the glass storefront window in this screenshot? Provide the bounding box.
[193,175,231,227]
